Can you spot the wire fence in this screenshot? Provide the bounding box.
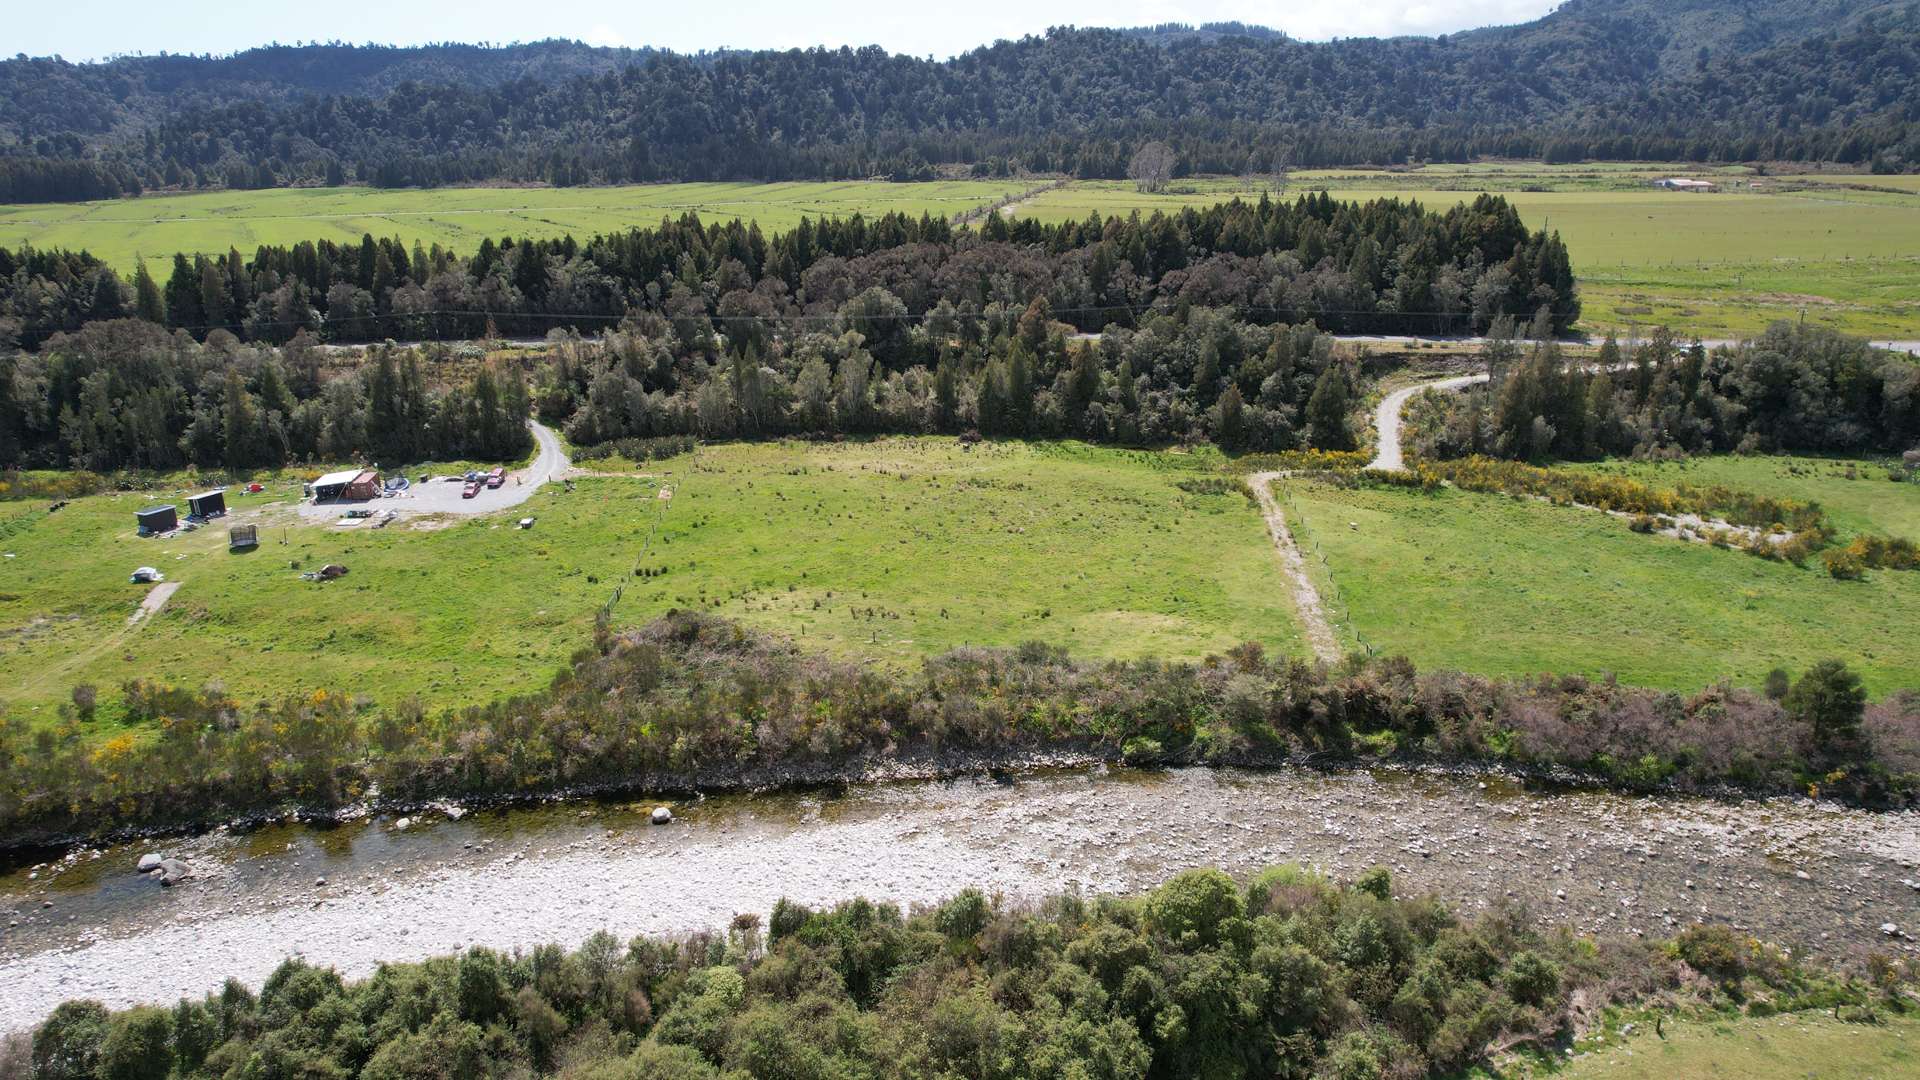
[600,444,698,622]
[1276,474,1375,659]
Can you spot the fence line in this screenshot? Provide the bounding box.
[1280,478,1375,658]
[601,444,700,620]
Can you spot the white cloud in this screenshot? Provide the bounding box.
[582,23,626,48]
[1170,0,1563,40]
[869,0,1566,56]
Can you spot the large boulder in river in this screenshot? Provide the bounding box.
[650,806,673,825]
[136,853,162,873]
[153,858,191,887]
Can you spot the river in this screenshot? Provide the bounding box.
[2,765,1917,1031]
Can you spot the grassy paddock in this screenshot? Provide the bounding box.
[1539,1011,1920,1079]
[0,439,1303,723]
[0,180,1031,277]
[1012,172,1920,341]
[8,438,1914,726]
[1276,469,1920,693]
[7,170,1915,341]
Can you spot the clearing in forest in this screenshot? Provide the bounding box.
[0,439,1303,727]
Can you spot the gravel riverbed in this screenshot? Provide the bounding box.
[2,765,1917,1031]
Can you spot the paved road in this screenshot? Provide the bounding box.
[295,419,570,521]
[1367,374,1490,471]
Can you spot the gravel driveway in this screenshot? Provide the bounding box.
[295,420,568,521]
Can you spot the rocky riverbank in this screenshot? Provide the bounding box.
[2,764,1918,1033]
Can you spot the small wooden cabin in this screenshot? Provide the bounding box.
[135,505,177,535]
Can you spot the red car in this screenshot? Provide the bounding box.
[462,481,481,499]
[486,467,506,489]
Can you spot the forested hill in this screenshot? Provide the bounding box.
[4,0,1918,202]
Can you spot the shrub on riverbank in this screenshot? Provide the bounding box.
[2,612,1916,844]
[22,867,1913,1080]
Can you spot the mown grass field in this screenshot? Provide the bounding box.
[1013,168,1920,341]
[1275,459,1920,693]
[1538,1012,1920,1079]
[0,180,1031,279]
[0,439,1302,725]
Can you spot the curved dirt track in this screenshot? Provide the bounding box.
[1244,370,1491,663]
[1249,472,1339,663]
[1367,373,1489,471]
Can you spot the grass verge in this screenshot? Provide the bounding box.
[1277,472,1920,692]
[0,439,1303,723]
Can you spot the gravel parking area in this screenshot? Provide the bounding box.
[294,421,567,522]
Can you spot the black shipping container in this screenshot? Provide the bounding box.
[136,505,177,533]
[187,490,226,517]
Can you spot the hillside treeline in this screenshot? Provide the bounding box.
[0,195,1583,469]
[538,312,1361,455]
[1407,322,1920,460]
[25,867,1907,1080]
[0,321,531,472]
[3,611,1914,844]
[0,303,1358,471]
[0,193,1579,349]
[3,5,1918,201]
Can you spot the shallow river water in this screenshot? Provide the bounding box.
[2,765,1918,1032]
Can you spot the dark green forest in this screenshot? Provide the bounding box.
[21,863,1913,1080]
[4,0,1919,201]
[0,193,1578,351]
[0,193,1585,469]
[1409,321,1920,461]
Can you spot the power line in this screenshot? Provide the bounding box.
[146,302,1571,338]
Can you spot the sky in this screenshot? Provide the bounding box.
[16,1,1568,63]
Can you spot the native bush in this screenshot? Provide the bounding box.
[3,617,1914,843]
[27,866,1912,1080]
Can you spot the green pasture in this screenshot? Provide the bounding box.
[1014,175,1920,340]
[1577,258,1920,341]
[1275,465,1920,693]
[7,434,1916,728]
[0,439,1303,724]
[0,180,1029,278]
[1018,181,1920,266]
[1540,1011,1920,1080]
[1822,174,1920,193]
[6,169,1917,340]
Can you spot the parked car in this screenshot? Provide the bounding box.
[462,482,481,499]
[486,467,506,489]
